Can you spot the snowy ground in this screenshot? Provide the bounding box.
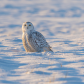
[0,0,84,84]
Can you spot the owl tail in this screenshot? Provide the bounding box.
[43,47,53,52]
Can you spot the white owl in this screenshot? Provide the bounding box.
[22,22,53,52]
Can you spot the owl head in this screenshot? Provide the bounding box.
[22,22,34,32]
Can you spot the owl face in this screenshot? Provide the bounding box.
[22,22,34,32]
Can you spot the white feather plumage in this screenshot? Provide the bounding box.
[22,22,53,52]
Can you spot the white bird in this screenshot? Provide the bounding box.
[22,22,53,52]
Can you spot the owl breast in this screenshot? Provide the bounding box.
[22,33,35,52]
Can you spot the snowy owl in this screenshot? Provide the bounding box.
[22,22,53,52]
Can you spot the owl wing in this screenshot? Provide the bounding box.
[28,31,50,52]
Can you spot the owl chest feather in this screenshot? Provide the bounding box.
[22,33,34,52]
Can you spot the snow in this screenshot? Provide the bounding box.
[0,0,84,84]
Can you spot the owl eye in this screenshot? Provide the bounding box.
[29,24,31,26]
[24,24,26,26]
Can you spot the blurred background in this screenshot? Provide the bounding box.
[0,0,84,84]
[1,0,84,27]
